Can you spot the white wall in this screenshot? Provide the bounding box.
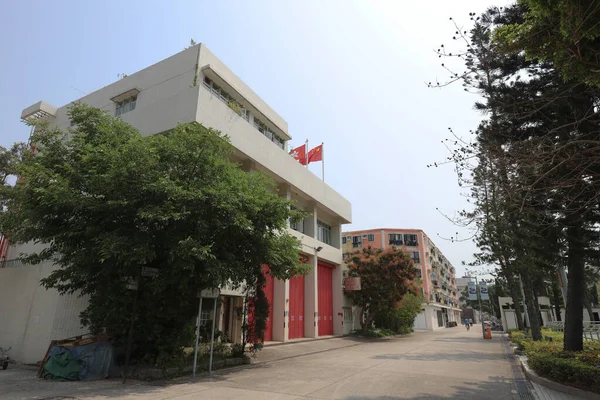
[0,263,87,363]
[413,310,427,330]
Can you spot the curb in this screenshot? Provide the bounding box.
[263,335,342,348]
[515,352,600,400]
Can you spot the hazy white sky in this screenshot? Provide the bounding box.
[1,0,511,276]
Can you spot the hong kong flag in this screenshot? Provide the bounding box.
[289,144,307,165]
[307,144,323,163]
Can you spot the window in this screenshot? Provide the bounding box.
[388,233,402,246]
[317,220,332,245]
[342,237,347,244]
[404,234,418,247]
[203,76,285,149]
[253,119,285,149]
[199,309,211,327]
[352,236,362,248]
[367,234,375,242]
[115,96,137,117]
[290,219,304,233]
[343,307,353,322]
[412,251,420,264]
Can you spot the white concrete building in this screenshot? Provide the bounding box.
[1,43,351,363]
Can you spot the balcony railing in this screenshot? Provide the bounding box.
[352,242,362,248]
[202,80,285,150]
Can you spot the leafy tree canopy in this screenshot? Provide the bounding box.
[495,0,600,87]
[345,246,419,332]
[0,103,308,363]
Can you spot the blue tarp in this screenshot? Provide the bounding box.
[45,340,114,381]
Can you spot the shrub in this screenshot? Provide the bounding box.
[373,293,422,334]
[528,353,600,392]
[522,340,563,357]
[230,344,245,358]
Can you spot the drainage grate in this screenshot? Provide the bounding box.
[502,336,536,400]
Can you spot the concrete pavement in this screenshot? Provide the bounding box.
[0,326,579,400]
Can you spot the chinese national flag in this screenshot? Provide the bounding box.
[307,144,323,163]
[289,144,307,165]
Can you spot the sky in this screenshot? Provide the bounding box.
[0,0,509,277]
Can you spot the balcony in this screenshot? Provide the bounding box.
[389,240,402,246]
[352,242,362,248]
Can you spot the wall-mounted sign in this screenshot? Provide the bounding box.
[344,277,361,291]
[199,288,221,298]
[141,267,159,277]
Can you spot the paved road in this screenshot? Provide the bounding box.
[3,326,531,400]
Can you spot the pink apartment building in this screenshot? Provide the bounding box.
[341,228,461,332]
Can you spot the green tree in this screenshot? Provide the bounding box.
[345,246,419,333]
[374,292,423,334]
[433,5,600,349]
[0,103,308,364]
[495,0,600,87]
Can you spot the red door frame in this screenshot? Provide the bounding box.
[288,275,305,339]
[318,262,334,336]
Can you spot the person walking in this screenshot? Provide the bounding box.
[464,318,470,330]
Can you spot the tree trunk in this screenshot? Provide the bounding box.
[564,223,585,352]
[521,271,542,341]
[551,274,562,322]
[361,308,375,333]
[506,273,525,330]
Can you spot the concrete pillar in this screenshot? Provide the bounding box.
[304,203,318,239]
[333,264,344,335]
[305,253,318,338]
[272,278,289,342]
[278,184,291,229]
[331,223,342,249]
[381,229,386,249]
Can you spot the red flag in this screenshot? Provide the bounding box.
[307,144,323,163]
[289,144,307,165]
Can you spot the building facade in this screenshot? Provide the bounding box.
[341,228,461,333]
[1,43,351,363]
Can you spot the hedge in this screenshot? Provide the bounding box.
[527,353,600,392]
[509,328,600,394]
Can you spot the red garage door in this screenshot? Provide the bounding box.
[318,262,334,336]
[264,269,275,342]
[288,275,305,339]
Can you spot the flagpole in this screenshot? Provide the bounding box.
[305,139,309,168]
[321,142,325,182]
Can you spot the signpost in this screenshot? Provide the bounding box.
[122,278,139,384]
[193,288,220,379]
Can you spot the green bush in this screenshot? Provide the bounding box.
[528,353,600,392]
[521,340,563,357]
[373,293,422,334]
